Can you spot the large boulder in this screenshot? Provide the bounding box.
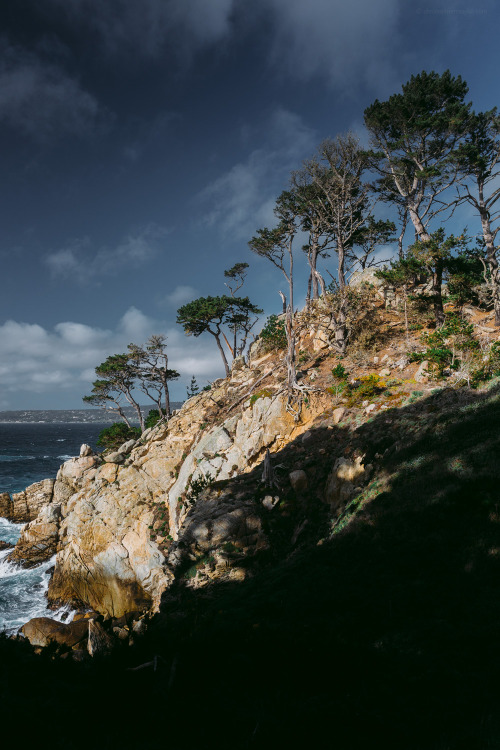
[8,504,61,567]
[22,617,89,649]
[325,456,366,511]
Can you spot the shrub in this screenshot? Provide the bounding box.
[332,363,348,380]
[347,374,386,406]
[471,341,500,385]
[97,422,141,451]
[145,409,161,429]
[260,314,287,351]
[186,473,214,502]
[410,313,480,378]
[250,388,273,405]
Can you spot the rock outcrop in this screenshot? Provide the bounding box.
[0,479,55,523]
[5,289,467,636]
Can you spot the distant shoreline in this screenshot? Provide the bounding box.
[0,403,183,425]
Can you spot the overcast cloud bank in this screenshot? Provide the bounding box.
[0,307,222,409]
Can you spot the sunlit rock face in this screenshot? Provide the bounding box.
[5,311,349,618]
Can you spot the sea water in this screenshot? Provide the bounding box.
[0,422,106,632]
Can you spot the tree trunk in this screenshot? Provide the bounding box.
[134,403,145,432]
[334,242,347,353]
[285,303,297,395]
[311,245,319,300]
[479,207,500,326]
[432,260,445,328]
[164,386,171,420]
[213,332,231,377]
[116,406,133,429]
[408,207,430,243]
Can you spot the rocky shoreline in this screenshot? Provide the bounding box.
[2,292,497,659]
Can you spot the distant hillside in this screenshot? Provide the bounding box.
[0,405,184,424]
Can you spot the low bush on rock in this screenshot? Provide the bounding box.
[260,314,287,351]
[97,423,141,451]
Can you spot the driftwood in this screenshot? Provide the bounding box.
[225,369,276,414]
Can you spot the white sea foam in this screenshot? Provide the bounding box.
[0,520,74,633]
[57,454,73,461]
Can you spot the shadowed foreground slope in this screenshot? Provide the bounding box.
[1,383,500,749]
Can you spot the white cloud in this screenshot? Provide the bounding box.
[0,307,226,408]
[47,0,237,59]
[45,224,169,283]
[200,107,317,239]
[163,285,198,307]
[0,38,106,140]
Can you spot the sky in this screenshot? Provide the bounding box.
[0,0,499,410]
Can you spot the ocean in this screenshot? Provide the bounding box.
[0,422,107,632]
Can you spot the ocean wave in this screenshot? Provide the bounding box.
[0,553,74,633]
[0,455,35,462]
[57,454,73,461]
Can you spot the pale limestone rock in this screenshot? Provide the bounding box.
[22,617,88,649]
[312,328,329,352]
[262,496,279,511]
[231,355,246,372]
[325,457,365,511]
[8,506,60,567]
[98,462,119,484]
[365,403,376,414]
[415,360,429,382]
[380,368,391,377]
[332,407,347,424]
[104,451,126,464]
[80,444,93,457]
[0,492,12,518]
[248,337,268,362]
[5,479,55,523]
[289,470,308,492]
[119,439,137,454]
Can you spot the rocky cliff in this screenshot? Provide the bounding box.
[2,291,499,641]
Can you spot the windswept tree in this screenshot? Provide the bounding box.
[177,296,232,376]
[224,262,249,296]
[289,175,335,301]
[378,228,468,328]
[226,296,263,357]
[127,335,180,420]
[364,70,471,325]
[249,191,302,400]
[83,353,145,430]
[249,191,297,313]
[302,133,372,352]
[223,262,258,355]
[177,295,261,376]
[455,108,500,323]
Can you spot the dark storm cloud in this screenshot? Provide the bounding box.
[0,38,106,140]
[44,0,401,92]
[46,0,237,58]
